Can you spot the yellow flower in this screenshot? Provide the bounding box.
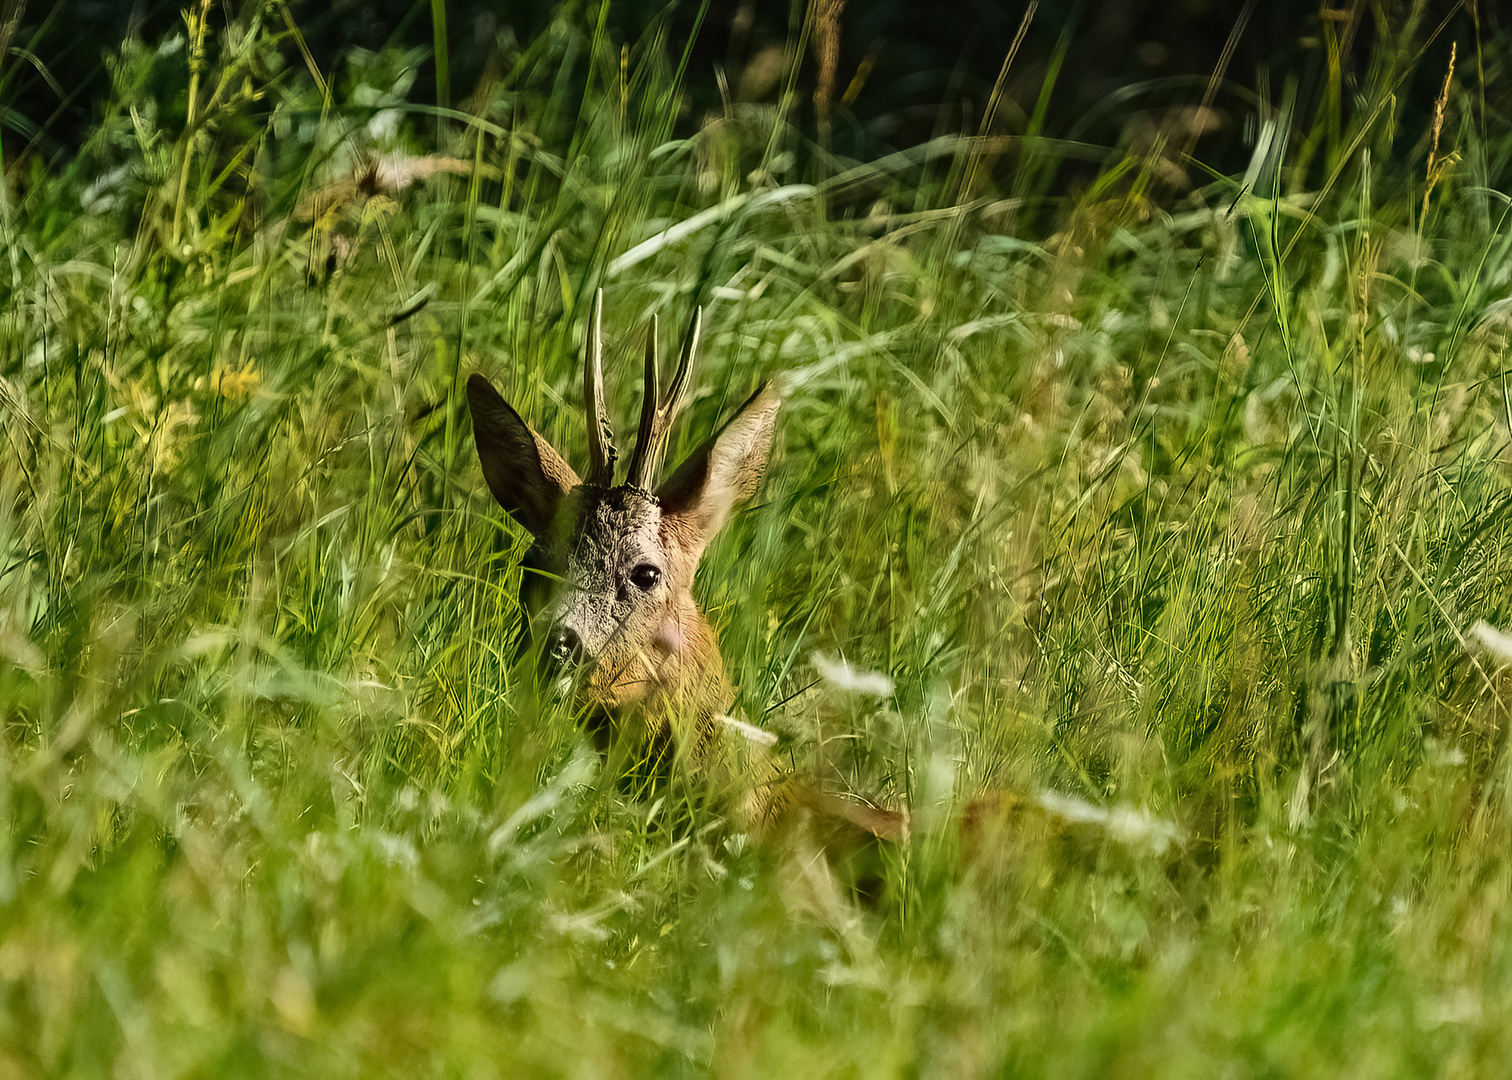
[213,364,261,399]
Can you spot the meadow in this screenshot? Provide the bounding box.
[1,2,1511,1075]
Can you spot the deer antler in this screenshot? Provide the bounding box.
[626,305,702,490]
[582,288,617,488]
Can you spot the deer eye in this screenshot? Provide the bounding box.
[628,564,662,592]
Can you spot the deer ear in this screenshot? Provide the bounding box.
[657,384,780,546]
[467,374,579,536]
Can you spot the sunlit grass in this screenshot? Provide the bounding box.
[1,4,1511,1075]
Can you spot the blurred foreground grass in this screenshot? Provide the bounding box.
[2,4,1512,1075]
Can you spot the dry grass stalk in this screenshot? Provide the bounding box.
[958,1,1037,204]
[1421,40,1458,221]
[812,0,846,152]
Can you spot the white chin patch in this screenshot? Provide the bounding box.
[553,674,574,698]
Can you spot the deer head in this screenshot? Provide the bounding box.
[467,290,780,741]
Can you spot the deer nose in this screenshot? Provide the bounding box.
[545,625,583,668]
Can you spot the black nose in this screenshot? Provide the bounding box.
[545,625,583,668]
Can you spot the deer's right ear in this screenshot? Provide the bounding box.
[467,374,579,536]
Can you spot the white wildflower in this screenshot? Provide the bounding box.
[1034,790,1181,854]
[719,715,778,748]
[812,652,894,697]
[1470,620,1512,663]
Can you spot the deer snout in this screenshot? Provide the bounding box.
[543,623,585,669]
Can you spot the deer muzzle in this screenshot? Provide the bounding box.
[544,623,584,669]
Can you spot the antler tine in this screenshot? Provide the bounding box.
[626,305,702,490]
[663,305,702,430]
[625,314,660,489]
[582,288,617,488]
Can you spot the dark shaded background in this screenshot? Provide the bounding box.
[2,0,1492,172]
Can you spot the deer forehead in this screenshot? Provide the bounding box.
[562,488,665,582]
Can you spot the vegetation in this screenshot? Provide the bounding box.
[1,2,1511,1074]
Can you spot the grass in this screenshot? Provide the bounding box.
[2,3,1512,1075]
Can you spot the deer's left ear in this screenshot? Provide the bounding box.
[658,384,780,546]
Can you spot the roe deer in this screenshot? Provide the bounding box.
[468,293,775,791]
[467,291,904,843]
[466,292,1164,869]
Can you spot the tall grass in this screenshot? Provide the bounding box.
[1,3,1512,1075]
